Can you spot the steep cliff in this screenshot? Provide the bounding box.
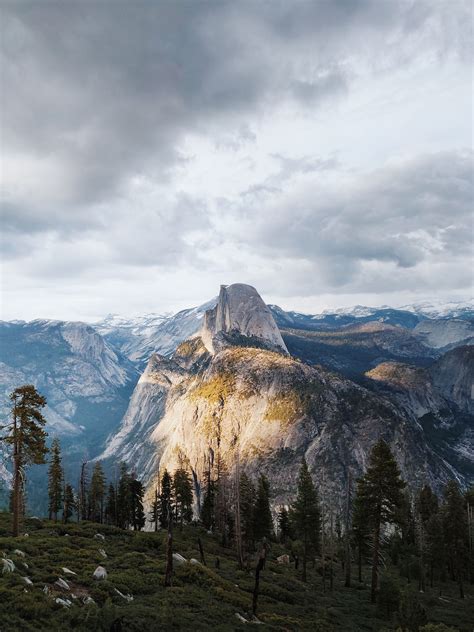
[201,284,288,355]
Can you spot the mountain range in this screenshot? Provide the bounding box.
[0,288,472,513]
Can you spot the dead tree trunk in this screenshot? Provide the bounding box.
[164,506,173,587]
[344,471,352,588]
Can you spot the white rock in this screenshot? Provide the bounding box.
[55,578,70,591]
[114,587,134,602]
[43,585,50,594]
[94,533,106,540]
[98,548,107,558]
[22,562,29,569]
[61,567,77,575]
[55,597,72,608]
[22,577,33,585]
[13,549,26,557]
[2,558,15,573]
[235,613,248,623]
[93,565,107,580]
[83,596,95,605]
[172,553,186,565]
[190,558,200,565]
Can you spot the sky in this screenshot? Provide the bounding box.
[1,0,472,322]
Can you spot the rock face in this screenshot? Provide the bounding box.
[414,319,474,350]
[0,319,137,509]
[201,284,288,355]
[430,346,474,414]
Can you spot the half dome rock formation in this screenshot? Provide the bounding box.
[201,284,288,355]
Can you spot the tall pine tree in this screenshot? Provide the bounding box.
[48,438,63,521]
[239,472,256,552]
[116,462,132,529]
[354,439,405,602]
[254,474,273,541]
[1,385,48,536]
[105,483,117,526]
[442,480,468,598]
[291,458,320,582]
[89,462,106,523]
[130,476,146,531]
[173,468,194,528]
[63,483,76,523]
[159,469,173,529]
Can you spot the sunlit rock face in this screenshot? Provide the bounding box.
[201,284,288,355]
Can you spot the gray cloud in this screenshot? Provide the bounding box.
[224,149,473,291]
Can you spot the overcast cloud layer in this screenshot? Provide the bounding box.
[0,0,472,320]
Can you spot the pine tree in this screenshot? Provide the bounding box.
[116,462,132,529]
[442,480,468,598]
[89,462,106,523]
[239,472,255,552]
[63,483,76,523]
[173,468,193,528]
[355,438,406,602]
[201,469,216,531]
[254,474,273,542]
[105,483,117,525]
[352,491,371,583]
[130,476,146,531]
[47,438,63,521]
[149,486,159,531]
[291,458,320,582]
[159,469,173,529]
[417,484,439,525]
[1,385,48,536]
[277,506,290,543]
[79,461,89,521]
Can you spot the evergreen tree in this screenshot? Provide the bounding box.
[159,469,173,529]
[417,484,439,525]
[130,476,146,531]
[173,468,193,528]
[63,484,76,523]
[1,385,48,536]
[79,461,89,521]
[254,474,273,541]
[425,512,445,588]
[47,438,63,521]
[291,458,320,582]
[89,462,106,523]
[149,486,159,531]
[442,480,468,598]
[354,438,406,602]
[239,472,255,552]
[352,494,371,583]
[116,462,132,529]
[277,506,290,543]
[105,483,117,525]
[201,469,216,531]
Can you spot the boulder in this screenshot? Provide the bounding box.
[277,554,290,565]
[2,558,15,573]
[172,553,186,565]
[55,578,70,591]
[93,565,107,580]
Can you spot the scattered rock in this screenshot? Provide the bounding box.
[94,533,106,540]
[43,585,50,595]
[172,553,186,565]
[235,613,248,623]
[22,563,29,569]
[190,558,200,565]
[22,577,33,585]
[61,567,77,575]
[277,554,290,565]
[55,597,72,608]
[2,558,15,573]
[93,565,107,580]
[114,588,134,602]
[13,549,26,557]
[83,596,95,605]
[55,578,70,591]
[98,548,107,558]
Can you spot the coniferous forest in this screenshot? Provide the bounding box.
[0,385,472,631]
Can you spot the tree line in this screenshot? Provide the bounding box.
[1,384,473,615]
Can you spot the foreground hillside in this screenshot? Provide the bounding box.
[0,513,471,631]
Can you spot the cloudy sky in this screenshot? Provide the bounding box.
[1,0,472,321]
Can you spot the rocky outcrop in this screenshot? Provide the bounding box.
[430,346,474,414]
[201,284,288,355]
[414,318,474,349]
